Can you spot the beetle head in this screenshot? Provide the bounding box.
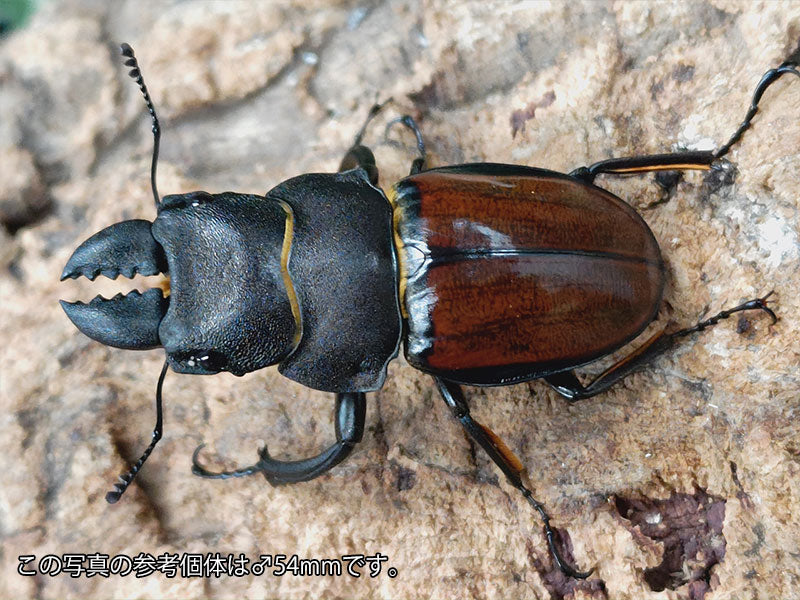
[60,192,299,376]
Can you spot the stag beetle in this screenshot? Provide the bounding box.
[60,43,798,578]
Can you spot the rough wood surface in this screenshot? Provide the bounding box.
[1,2,798,599]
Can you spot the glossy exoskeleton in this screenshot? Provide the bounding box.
[60,43,798,578]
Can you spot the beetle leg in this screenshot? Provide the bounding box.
[435,377,595,580]
[569,151,715,184]
[571,50,799,185]
[545,292,777,401]
[339,100,393,185]
[339,145,379,185]
[714,53,799,160]
[191,392,366,485]
[384,115,427,174]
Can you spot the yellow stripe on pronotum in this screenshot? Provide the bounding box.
[277,200,303,349]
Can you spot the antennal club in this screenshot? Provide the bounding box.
[120,42,162,208]
[106,360,168,503]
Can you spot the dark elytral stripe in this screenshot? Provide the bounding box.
[425,247,663,267]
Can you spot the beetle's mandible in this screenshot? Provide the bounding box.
[60,42,799,579]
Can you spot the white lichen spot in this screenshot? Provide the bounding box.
[679,114,717,151]
[757,215,797,269]
[596,117,615,138]
[645,512,662,525]
[705,342,730,359]
[235,33,271,53]
[347,6,368,30]
[723,205,745,224]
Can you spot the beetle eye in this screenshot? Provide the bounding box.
[171,350,228,373]
[199,350,228,372]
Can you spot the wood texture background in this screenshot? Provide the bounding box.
[1,2,798,598]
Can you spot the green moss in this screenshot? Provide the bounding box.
[0,0,37,35]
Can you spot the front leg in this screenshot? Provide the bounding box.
[192,392,366,485]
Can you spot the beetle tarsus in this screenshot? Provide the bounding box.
[384,115,426,174]
[191,392,366,485]
[714,62,800,159]
[545,292,779,401]
[521,487,594,579]
[531,496,595,579]
[352,98,393,147]
[191,444,264,479]
[105,360,168,503]
[671,291,778,339]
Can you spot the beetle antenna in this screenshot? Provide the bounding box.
[120,43,162,209]
[714,49,800,159]
[106,360,168,504]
